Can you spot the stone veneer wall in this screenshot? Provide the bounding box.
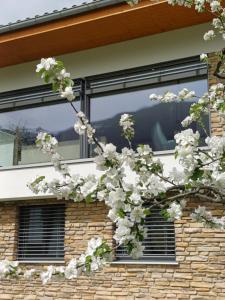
[0,52,225,300]
[209,53,225,136]
[0,199,225,300]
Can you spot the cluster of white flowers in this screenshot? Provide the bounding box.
[167,202,183,221]
[36,58,57,73]
[164,0,225,41]
[204,30,216,41]
[206,135,225,156]
[36,132,58,154]
[178,88,195,100]
[61,86,75,101]
[181,114,196,127]
[210,0,222,12]
[94,143,118,171]
[35,132,69,176]
[40,237,109,284]
[119,114,135,142]
[166,200,186,221]
[174,129,200,172]
[0,260,19,279]
[179,83,225,128]
[0,238,110,284]
[150,88,195,103]
[200,53,208,62]
[74,111,96,144]
[149,91,177,102]
[36,58,75,102]
[209,83,225,115]
[191,206,225,229]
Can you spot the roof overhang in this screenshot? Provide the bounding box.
[0,0,215,68]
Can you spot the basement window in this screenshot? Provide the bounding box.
[17,204,65,262]
[114,208,176,263]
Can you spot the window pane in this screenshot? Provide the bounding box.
[0,101,80,167]
[90,79,209,153]
[18,204,65,261]
[116,209,176,262]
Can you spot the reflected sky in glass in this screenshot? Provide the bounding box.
[91,79,209,152]
[0,101,79,133]
[0,101,80,166]
[91,80,208,122]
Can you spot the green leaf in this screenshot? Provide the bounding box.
[117,209,126,218]
[85,194,93,204]
[160,209,170,220]
[143,208,151,216]
[190,167,204,181]
[34,176,45,184]
[126,241,133,254]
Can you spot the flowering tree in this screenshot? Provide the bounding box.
[1,0,225,284]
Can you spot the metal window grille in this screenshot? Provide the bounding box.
[115,209,176,262]
[17,204,65,262]
[86,56,207,94]
[0,81,81,110]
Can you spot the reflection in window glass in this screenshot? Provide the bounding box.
[90,79,209,153]
[0,101,80,167]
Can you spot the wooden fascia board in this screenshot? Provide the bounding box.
[0,0,213,68]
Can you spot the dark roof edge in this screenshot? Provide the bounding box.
[0,0,125,34]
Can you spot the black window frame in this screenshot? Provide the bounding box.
[17,204,65,262]
[0,56,209,167]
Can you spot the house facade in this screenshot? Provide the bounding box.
[0,0,225,299]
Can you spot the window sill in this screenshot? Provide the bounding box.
[18,261,65,264]
[0,151,174,171]
[111,260,178,266]
[0,147,209,171]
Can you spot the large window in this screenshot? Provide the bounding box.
[90,79,208,153]
[17,204,65,262]
[0,102,80,167]
[0,82,81,167]
[0,57,209,167]
[115,209,176,262]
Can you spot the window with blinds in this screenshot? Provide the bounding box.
[17,204,65,262]
[115,209,176,262]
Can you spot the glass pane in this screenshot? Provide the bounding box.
[116,209,176,262]
[0,101,80,167]
[18,205,65,261]
[90,79,209,154]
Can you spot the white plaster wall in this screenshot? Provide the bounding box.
[0,22,223,200]
[0,23,224,92]
[0,154,177,201]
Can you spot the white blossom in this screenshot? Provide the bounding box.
[61,86,75,101]
[130,206,145,222]
[57,69,70,80]
[40,266,55,285]
[210,1,221,12]
[130,241,145,259]
[36,58,56,72]
[167,202,183,221]
[64,259,78,279]
[178,88,195,100]
[203,30,216,40]
[24,269,36,280]
[36,132,58,154]
[200,53,208,62]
